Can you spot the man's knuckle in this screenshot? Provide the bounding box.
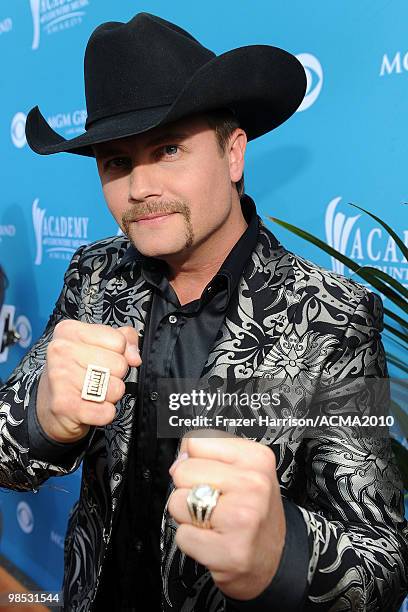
[77,400,101,426]
[112,330,127,353]
[260,444,276,466]
[114,355,129,378]
[258,444,276,469]
[167,489,180,516]
[93,402,116,425]
[48,337,70,359]
[53,319,72,337]
[109,377,125,400]
[170,463,185,487]
[91,348,109,369]
[243,470,270,493]
[233,504,258,528]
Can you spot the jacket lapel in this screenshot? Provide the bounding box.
[200,223,295,380]
[101,259,153,508]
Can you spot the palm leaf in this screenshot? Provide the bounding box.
[383,323,408,345]
[391,378,408,391]
[387,354,408,375]
[384,308,408,331]
[383,335,408,354]
[357,266,408,300]
[390,439,408,489]
[390,401,408,440]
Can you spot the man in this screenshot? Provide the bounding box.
[0,11,407,612]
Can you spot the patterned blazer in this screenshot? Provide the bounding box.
[0,220,407,611]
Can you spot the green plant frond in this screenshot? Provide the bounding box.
[390,438,408,489]
[384,334,408,353]
[390,401,408,439]
[349,203,408,262]
[391,378,408,391]
[386,354,408,375]
[355,266,408,300]
[384,323,408,344]
[384,308,408,331]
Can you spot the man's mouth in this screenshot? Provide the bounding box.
[134,212,177,224]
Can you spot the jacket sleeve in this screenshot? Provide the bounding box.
[297,290,408,611]
[0,244,95,492]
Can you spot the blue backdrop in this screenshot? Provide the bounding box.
[0,1,407,607]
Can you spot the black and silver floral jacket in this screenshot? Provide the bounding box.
[0,220,407,611]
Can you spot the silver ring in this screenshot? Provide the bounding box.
[81,364,110,403]
[186,484,221,529]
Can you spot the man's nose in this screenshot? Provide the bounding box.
[128,163,162,202]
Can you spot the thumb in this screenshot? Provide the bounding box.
[117,326,142,367]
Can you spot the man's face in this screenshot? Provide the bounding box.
[93,113,245,260]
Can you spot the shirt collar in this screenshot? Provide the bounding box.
[214,193,259,300]
[108,194,260,305]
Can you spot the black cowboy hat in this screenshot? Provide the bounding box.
[25,12,306,157]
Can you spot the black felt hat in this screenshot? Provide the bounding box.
[25,12,306,156]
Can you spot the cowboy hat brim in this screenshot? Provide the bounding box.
[25,44,306,156]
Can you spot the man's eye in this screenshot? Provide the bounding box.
[158,145,179,157]
[105,157,129,169]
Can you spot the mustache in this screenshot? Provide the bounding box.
[121,200,190,228]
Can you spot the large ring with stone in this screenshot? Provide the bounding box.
[81,364,110,403]
[186,484,221,529]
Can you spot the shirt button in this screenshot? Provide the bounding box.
[142,467,151,481]
[150,391,159,401]
[168,314,178,324]
[133,539,143,553]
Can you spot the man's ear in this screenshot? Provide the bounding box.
[228,128,247,184]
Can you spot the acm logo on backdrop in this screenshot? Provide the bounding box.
[325,197,408,281]
[9,112,91,268]
[32,198,89,266]
[30,0,90,50]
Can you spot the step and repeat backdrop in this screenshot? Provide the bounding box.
[0,0,407,606]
